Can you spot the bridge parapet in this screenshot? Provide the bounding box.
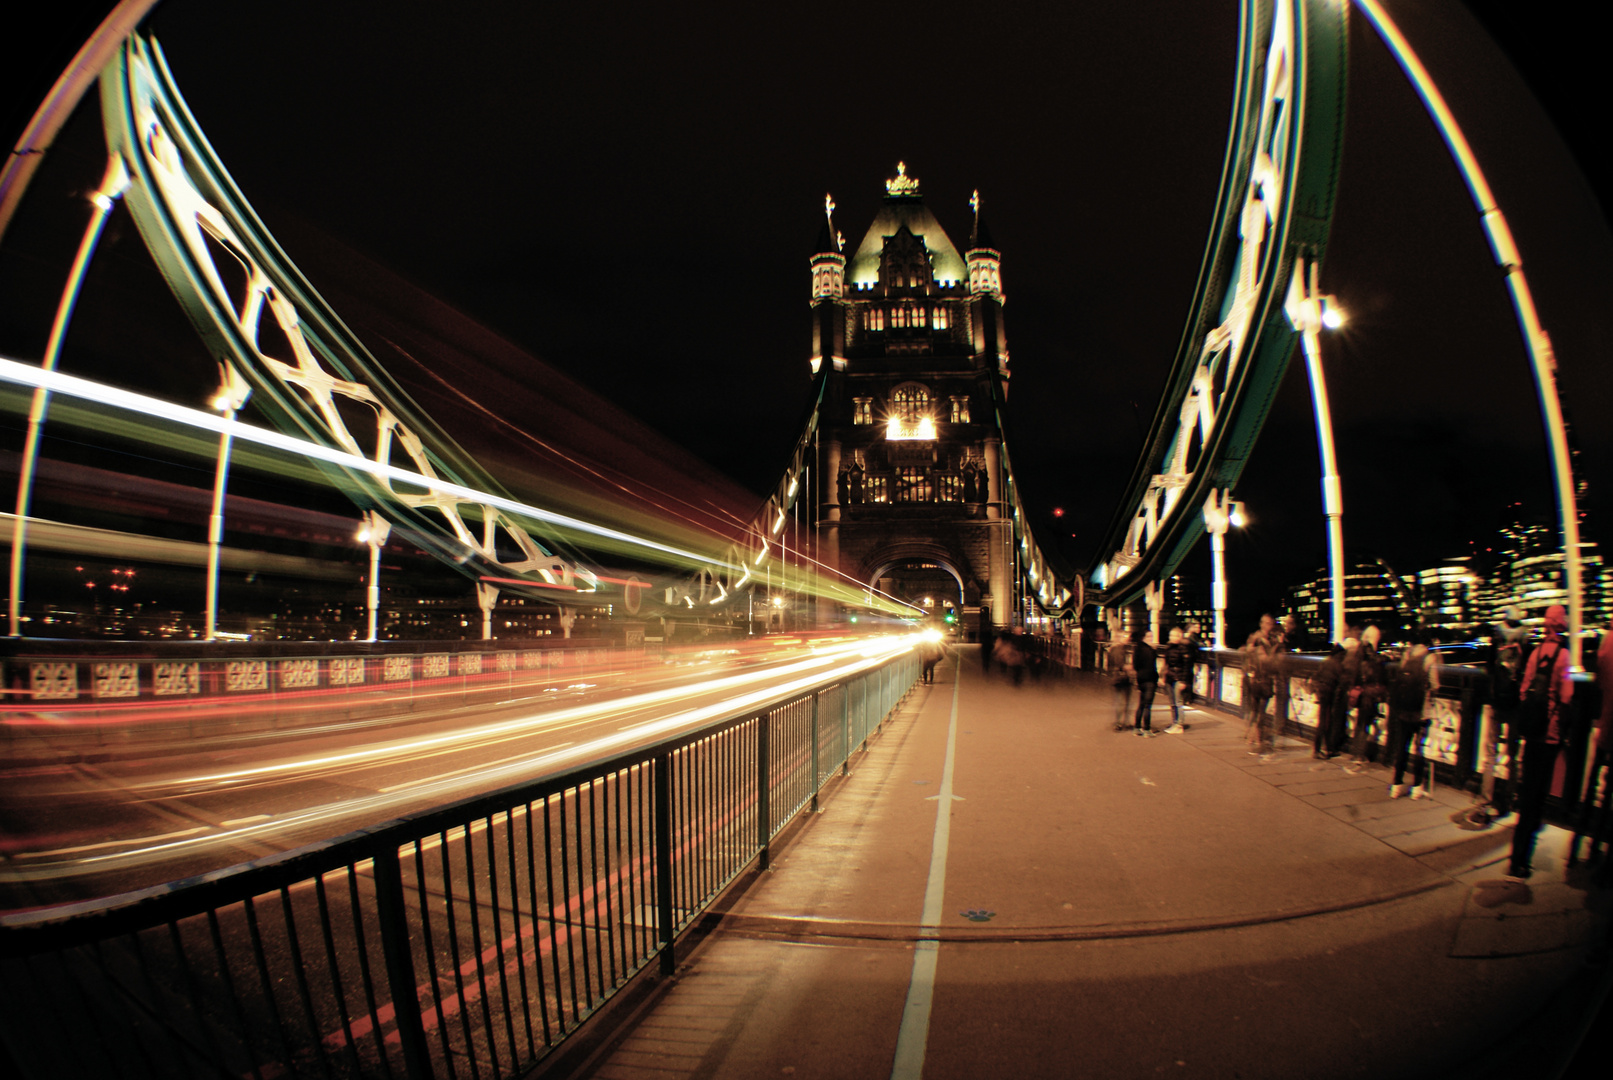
[0,646,922,1079]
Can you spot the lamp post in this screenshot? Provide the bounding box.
[8,156,128,637]
[204,362,250,640]
[1285,258,1348,645]
[1203,489,1245,650]
[355,511,390,641]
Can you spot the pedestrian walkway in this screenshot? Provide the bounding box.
[573,650,1610,1080]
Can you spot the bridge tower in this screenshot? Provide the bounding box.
[808,165,1019,633]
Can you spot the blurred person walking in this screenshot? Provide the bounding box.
[1244,615,1280,754]
[1109,634,1134,731]
[1507,605,1575,881]
[1569,618,1613,870]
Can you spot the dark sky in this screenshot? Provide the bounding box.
[5,1,1610,624]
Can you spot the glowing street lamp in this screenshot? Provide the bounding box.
[1285,258,1348,645]
[1203,489,1246,650]
[204,362,251,640]
[356,511,391,642]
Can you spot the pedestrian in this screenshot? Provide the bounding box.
[1471,609,1528,824]
[1386,632,1440,798]
[1182,621,1204,705]
[994,634,1026,686]
[1311,641,1346,758]
[1345,624,1387,768]
[1132,629,1159,736]
[921,637,944,683]
[1281,614,1311,654]
[1109,633,1133,730]
[1569,618,1613,869]
[981,621,995,675]
[1161,626,1189,733]
[1244,614,1279,754]
[1507,604,1575,882]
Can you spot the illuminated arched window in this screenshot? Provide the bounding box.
[891,383,931,425]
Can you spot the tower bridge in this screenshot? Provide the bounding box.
[1,3,1606,1078]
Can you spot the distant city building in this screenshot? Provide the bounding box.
[1283,557,1416,641]
[1477,518,1611,630]
[1415,557,1482,637]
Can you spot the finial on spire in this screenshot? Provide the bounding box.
[885,161,920,196]
[825,193,841,251]
[970,189,980,218]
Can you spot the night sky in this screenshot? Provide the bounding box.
[5,1,1610,628]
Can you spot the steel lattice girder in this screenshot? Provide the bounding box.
[1091,0,1348,608]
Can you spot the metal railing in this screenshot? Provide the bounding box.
[0,649,920,1079]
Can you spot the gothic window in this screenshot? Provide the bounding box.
[911,304,925,328]
[853,398,873,425]
[932,306,950,330]
[891,305,908,329]
[865,307,885,332]
[894,467,931,503]
[865,475,888,503]
[937,474,963,502]
[890,383,931,425]
[949,396,971,423]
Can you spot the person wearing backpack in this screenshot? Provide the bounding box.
[1387,633,1440,798]
[1507,604,1575,882]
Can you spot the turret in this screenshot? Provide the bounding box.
[809,193,847,375]
[966,190,1009,381]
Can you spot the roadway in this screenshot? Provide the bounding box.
[0,632,915,911]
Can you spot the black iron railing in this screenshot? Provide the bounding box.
[0,649,921,1079]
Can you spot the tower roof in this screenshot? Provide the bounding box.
[846,164,967,288]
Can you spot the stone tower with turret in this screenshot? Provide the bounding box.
[808,164,1017,632]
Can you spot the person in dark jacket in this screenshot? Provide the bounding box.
[1132,630,1159,736]
[1472,609,1528,822]
[1311,642,1346,759]
[1345,625,1387,767]
[1161,627,1190,733]
[1386,634,1439,798]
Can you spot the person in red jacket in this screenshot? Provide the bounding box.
[1507,605,1575,882]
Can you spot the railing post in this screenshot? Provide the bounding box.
[757,712,771,870]
[810,691,820,813]
[373,844,433,1080]
[841,682,850,776]
[654,752,676,976]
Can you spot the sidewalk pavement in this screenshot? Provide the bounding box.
[575,649,1611,1080]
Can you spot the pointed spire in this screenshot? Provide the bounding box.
[969,189,996,251]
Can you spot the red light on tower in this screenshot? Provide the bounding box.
[1052,507,1065,518]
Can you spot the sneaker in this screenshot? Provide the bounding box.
[1410,785,1430,800]
[1164,724,1184,734]
[1389,784,1409,799]
[1135,728,1145,737]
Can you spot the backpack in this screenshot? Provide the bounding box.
[1493,639,1525,700]
[1523,642,1559,706]
[1390,654,1426,710]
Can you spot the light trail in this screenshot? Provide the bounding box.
[0,635,919,885]
[0,354,739,574]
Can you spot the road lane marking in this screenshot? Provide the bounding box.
[891,654,961,1080]
[220,814,271,827]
